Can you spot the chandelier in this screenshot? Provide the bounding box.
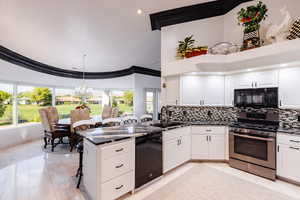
[75,54,93,102]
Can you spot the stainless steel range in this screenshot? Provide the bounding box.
[229,111,279,180]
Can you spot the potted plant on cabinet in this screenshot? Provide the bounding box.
[177,35,208,58]
[237,1,268,51]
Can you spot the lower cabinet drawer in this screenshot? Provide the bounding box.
[101,153,134,183]
[101,139,134,160]
[277,133,300,147]
[101,171,134,200]
[192,126,225,135]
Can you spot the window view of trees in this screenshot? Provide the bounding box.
[55,88,79,118]
[0,83,135,127]
[17,86,52,123]
[0,83,13,126]
[85,90,103,116]
[145,91,154,115]
[111,90,134,115]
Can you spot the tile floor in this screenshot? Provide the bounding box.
[1,140,300,200]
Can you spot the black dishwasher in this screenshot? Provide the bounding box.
[135,131,162,189]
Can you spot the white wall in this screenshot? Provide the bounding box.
[0,123,43,149]
[133,74,161,119]
[161,16,224,67]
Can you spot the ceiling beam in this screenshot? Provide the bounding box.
[150,0,253,30]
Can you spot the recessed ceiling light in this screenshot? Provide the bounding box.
[137,9,143,15]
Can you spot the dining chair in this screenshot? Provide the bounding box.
[39,107,71,152]
[111,107,119,118]
[102,105,112,120]
[102,118,122,127]
[122,116,138,125]
[140,114,153,123]
[70,109,91,151]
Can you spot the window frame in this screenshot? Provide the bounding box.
[0,79,135,127]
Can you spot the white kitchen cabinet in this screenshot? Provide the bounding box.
[191,135,209,159]
[225,75,235,106]
[163,76,180,105]
[209,134,226,160]
[279,67,300,108]
[163,127,191,173]
[234,70,278,89]
[277,134,300,183]
[83,139,135,200]
[191,126,226,160]
[181,76,203,105]
[181,75,225,106]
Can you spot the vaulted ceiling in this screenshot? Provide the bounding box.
[0,0,214,72]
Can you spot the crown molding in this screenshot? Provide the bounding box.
[0,45,161,79]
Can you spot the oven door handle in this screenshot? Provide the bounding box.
[232,133,275,142]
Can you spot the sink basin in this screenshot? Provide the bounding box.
[151,122,183,129]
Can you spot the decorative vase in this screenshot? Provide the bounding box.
[241,29,261,51]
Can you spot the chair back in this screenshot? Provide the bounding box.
[102,118,122,127]
[102,105,112,120]
[45,107,59,126]
[39,108,52,132]
[140,114,153,122]
[70,109,91,133]
[111,107,119,118]
[122,116,138,125]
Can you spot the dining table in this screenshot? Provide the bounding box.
[58,116,102,126]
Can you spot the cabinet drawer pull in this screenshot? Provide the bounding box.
[115,148,124,152]
[290,140,300,143]
[289,147,300,150]
[206,130,212,132]
[115,164,124,169]
[115,185,124,190]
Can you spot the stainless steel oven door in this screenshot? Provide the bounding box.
[229,132,276,169]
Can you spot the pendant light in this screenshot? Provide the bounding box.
[75,54,93,103]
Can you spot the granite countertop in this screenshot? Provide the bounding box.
[277,127,300,136]
[167,121,232,126]
[188,121,232,126]
[78,124,162,145]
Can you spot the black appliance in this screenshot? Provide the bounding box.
[234,87,278,108]
[135,131,162,189]
[229,111,279,180]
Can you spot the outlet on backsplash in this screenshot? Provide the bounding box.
[298,115,300,122]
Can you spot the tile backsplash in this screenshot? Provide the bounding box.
[162,105,300,128]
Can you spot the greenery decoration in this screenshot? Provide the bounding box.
[237,1,268,33]
[177,35,195,58]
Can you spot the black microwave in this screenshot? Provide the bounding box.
[234,87,278,108]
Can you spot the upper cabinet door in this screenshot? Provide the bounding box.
[181,76,204,105]
[235,72,257,89]
[164,76,180,105]
[181,75,225,106]
[225,75,235,106]
[202,76,225,106]
[255,70,279,88]
[234,70,278,89]
[279,67,300,108]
